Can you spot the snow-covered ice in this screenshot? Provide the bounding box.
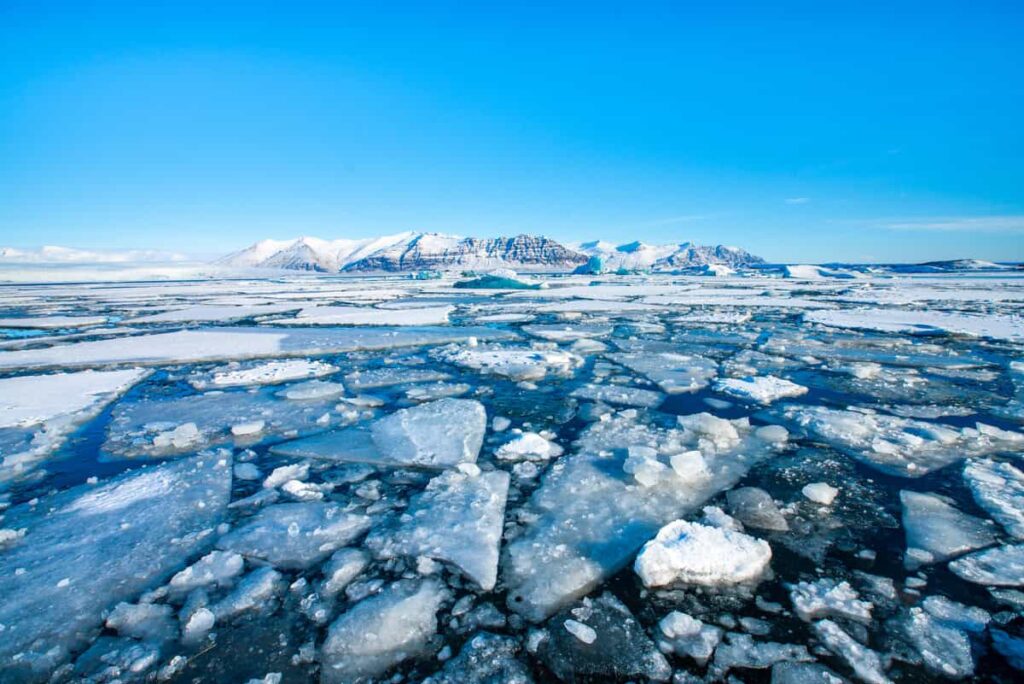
[634,519,772,588]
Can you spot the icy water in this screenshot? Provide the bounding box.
[0,272,1023,683]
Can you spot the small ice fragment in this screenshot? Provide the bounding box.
[802,482,839,505]
[564,619,597,644]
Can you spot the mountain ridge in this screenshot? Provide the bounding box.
[218,232,765,273]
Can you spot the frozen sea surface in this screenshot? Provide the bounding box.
[1,271,1024,682]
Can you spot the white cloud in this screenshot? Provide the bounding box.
[784,197,810,205]
[883,216,1024,233]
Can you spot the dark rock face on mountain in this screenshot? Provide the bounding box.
[342,234,589,272]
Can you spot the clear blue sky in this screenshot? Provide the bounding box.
[1,1,1022,263]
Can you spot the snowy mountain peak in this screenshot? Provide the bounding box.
[218,233,765,273]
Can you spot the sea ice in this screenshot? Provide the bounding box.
[963,458,1024,539]
[713,375,808,404]
[570,383,665,408]
[217,502,371,570]
[190,359,339,389]
[282,304,454,326]
[899,490,996,568]
[320,579,448,684]
[0,452,231,676]
[606,350,719,394]
[656,611,722,666]
[813,619,891,684]
[726,486,789,531]
[272,398,486,470]
[805,308,1024,342]
[0,368,148,482]
[366,469,509,590]
[503,411,786,621]
[802,482,839,505]
[422,631,533,684]
[773,405,1024,477]
[789,578,873,623]
[634,519,772,588]
[495,432,564,462]
[436,346,582,381]
[948,544,1024,586]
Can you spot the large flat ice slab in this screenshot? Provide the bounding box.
[607,351,718,394]
[964,458,1024,539]
[805,308,1024,342]
[320,579,448,684]
[217,502,372,570]
[0,326,515,370]
[0,368,148,482]
[773,405,1024,477]
[900,490,997,568]
[272,398,486,470]
[367,469,509,590]
[0,452,231,677]
[276,304,454,326]
[502,411,786,621]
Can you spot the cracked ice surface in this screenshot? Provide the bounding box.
[2,271,1024,683]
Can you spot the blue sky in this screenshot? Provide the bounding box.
[1,1,1022,263]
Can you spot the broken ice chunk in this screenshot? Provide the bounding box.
[169,550,245,594]
[190,359,339,389]
[0,368,148,482]
[503,411,785,621]
[726,487,789,531]
[710,633,812,679]
[105,602,177,642]
[436,346,582,381]
[570,384,664,408]
[320,548,369,599]
[217,502,371,570]
[320,579,448,684]
[813,619,892,684]
[713,375,808,404]
[210,566,285,621]
[656,611,722,666]
[634,520,772,588]
[963,458,1024,539]
[773,405,1024,477]
[495,432,564,462]
[802,482,839,505]
[897,596,991,678]
[789,578,873,623]
[900,490,996,569]
[948,544,1024,587]
[607,351,718,394]
[0,452,231,676]
[366,469,509,590]
[272,398,486,470]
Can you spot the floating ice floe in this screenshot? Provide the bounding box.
[634,519,772,588]
[570,383,665,408]
[713,375,808,404]
[709,633,813,679]
[802,482,839,505]
[522,323,613,341]
[897,596,991,679]
[103,388,340,459]
[217,502,371,570]
[0,315,107,329]
[0,325,514,371]
[963,458,1024,539]
[725,486,789,531]
[190,359,339,389]
[435,346,582,381]
[607,350,719,394]
[320,579,448,684]
[503,411,787,621]
[0,452,231,677]
[126,303,302,324]
[813,619,892,684]
[0,368,148,482]
[344,366,448,390]
[948,544,1024,586]
[275,379,346,401]
[656,611,722,666]
[278,304,454,326]
[805,308,1024,342]
[494,432,564,462]
[366,469,509,590]
[900,490,996,568]
[272,398,486,469]
[773,405,1024,477]
[789,578,873,623]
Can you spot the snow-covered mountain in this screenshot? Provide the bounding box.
[219,233,589,273]
[218,233,765,273]
[573,240,765,271]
